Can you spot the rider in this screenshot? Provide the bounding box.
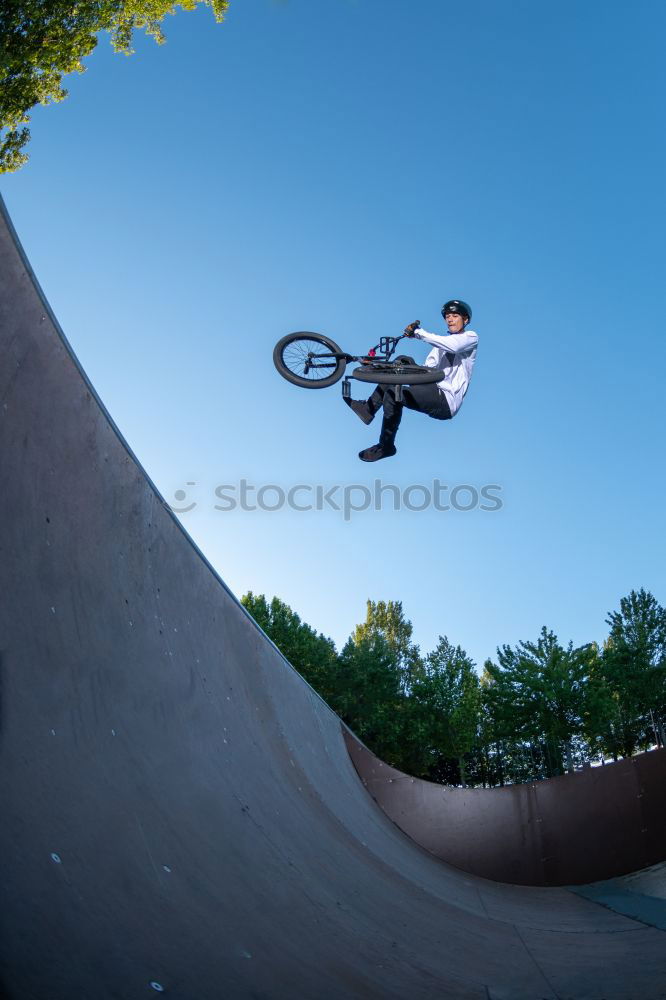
[345,299,479,462]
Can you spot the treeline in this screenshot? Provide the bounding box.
[241,589,666,787]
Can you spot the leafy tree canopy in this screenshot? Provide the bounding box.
[0,1,229,172]
[600,588,666,755]
[411,636,480,785]
[483,627,594,777]
[334,633,407,766]
[240,592,338,699]
[353,599,424,693]
[241,588,666,787]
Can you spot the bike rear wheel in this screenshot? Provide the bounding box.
[273,332,347,388]
[351,364,444,386]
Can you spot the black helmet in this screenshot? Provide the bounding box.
[441,299,472,322]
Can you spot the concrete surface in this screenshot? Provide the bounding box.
[345,732,666,886]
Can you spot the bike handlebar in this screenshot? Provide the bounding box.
[366,334,406,359]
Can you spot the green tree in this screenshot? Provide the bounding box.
[353,599,424,694]
[342,601,431,772]
[0,1,229,172]
[241,593,421,771]
[411,637,480,786]
[484,628,593,780]
[478,659,539,786]
[599,589,666,756]
[578,641,619,762]
[240,592,338,699]
[332,633,406,766]
[470,673,499,787]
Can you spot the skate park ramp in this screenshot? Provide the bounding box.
[1,194,665,1000]
[345,732,666,886]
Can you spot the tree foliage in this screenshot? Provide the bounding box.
[333,634,407,766]
[241,589,666,788]
[482,628,595,779]
[240,592,338,700]
[411,637,480,785]
[599,589,666,756]
[0,1,229,172]
[353,599,424,694]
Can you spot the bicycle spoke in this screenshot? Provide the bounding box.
[282,339,338,382]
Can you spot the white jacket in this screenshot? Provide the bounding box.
[414,327,478,417]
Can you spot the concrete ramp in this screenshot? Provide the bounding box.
[1,196,665,1000]
[345,732,666,886]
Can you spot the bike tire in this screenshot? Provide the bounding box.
[351,365,445,386]
[273,332,347,389]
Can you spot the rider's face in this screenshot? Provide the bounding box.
[445,312,466,333]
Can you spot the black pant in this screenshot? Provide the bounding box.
[367,381,452,448]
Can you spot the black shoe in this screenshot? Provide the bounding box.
[344,398,374,425]
[358,443,397,462]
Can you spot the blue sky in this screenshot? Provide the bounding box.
[4,0,666,669]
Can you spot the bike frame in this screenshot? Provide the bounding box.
[303,334,406,375]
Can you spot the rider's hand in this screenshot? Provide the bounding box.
[403,320,421,337]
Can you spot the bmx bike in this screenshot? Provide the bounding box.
[273,330,444,402]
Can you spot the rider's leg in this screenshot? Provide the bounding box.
[376,385,404,450]
[344,397,375,424]
[358,384,451,462]
[344,382,387,424]
[401,383,452,421]
[355,385,401,461]
[371,383,451,446]
[366,383,390,417]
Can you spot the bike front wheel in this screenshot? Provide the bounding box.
[273,332,347,388]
